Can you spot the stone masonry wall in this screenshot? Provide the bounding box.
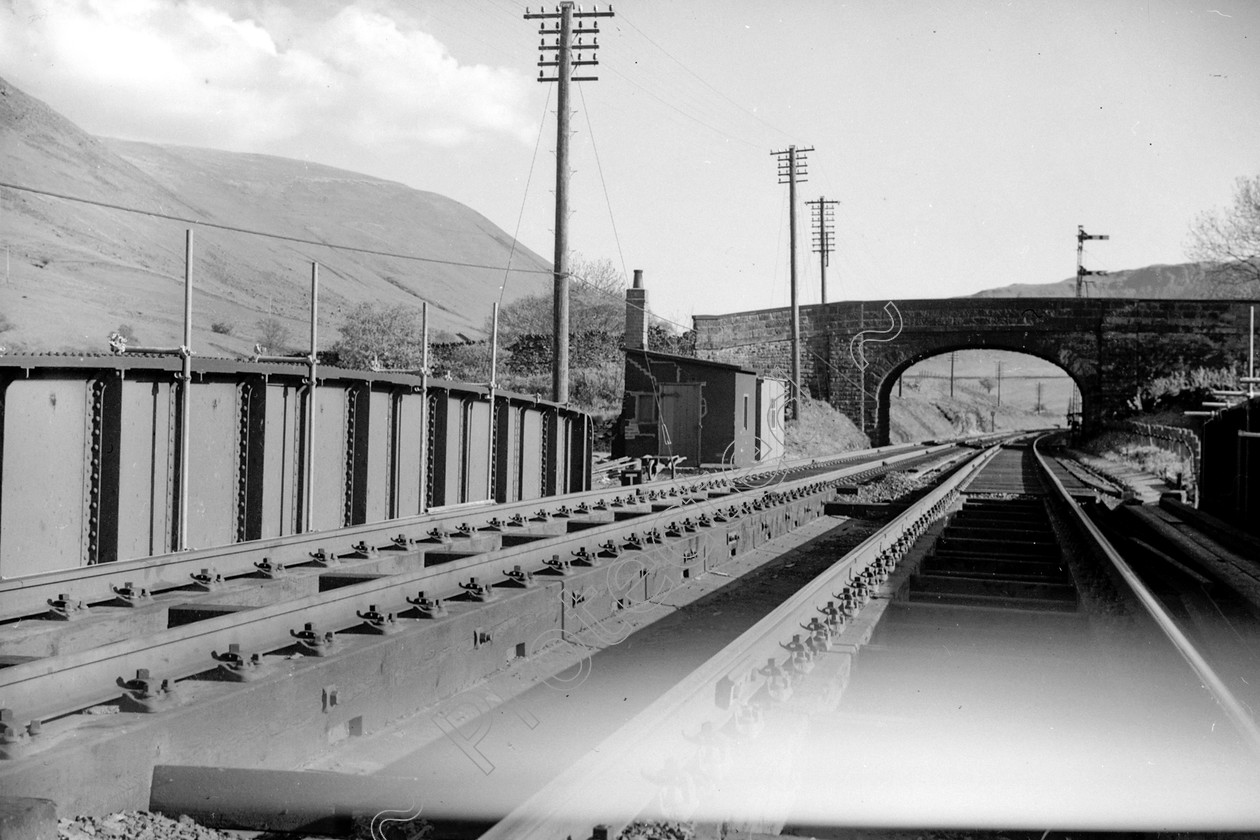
[695,298,1255,445]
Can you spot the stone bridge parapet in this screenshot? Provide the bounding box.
[693,297,1254,445]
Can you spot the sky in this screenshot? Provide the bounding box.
[2,0,1258,331]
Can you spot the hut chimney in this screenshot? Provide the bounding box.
[625,269,648,350]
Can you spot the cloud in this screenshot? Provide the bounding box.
[0,0,537,153]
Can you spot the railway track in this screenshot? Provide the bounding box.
[472,438,1260,839]
[0,438,975,816]
[12,431,1256,837]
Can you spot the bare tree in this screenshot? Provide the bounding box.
[493,253,626,344]
[255,317,290,353]
[1187,175,1260,294]
[333,303,426,370]
[568,253,625,296]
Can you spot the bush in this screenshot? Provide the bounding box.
[431,338,490,381]
[332,303,428,370]
[1127,365,1239,413]
[210,320,233,335]
[255,317,291,353]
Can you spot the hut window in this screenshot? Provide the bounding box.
[743,395,749,430]
[635,393,657,423]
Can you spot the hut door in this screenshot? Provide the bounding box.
[658,383,703,467]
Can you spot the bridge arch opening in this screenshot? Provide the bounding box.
[879,348,1083,444]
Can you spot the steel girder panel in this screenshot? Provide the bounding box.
[260,381,302,540]
[363,388,394,524]
[0,377,92,576]
[518,407,545,501]
[309,385,348,531]
[394,389,426,518]
[115,375,176,561]
[184,380,240,551]
[464,397,492,504]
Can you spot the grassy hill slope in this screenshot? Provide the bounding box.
[970,262,1213,299]
[888,349,1075,443]
[0,75,549,355]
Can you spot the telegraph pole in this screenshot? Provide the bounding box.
[806,196,839,304]
[1076,225,1110,298]
[772,145,812,420]
[525,2,613,403]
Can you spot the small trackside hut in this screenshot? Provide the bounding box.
[613,271,760,469]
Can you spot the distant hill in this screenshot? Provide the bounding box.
[971,262,1218,299]
[0,75,550,356]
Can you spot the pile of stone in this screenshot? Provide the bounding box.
[616,820,694,840]
[58,812,242,840]
[849,471,923,503]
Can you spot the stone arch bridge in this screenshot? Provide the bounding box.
[693,298,1255,446]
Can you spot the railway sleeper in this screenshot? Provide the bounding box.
[907,576,1079,611]
[954,498,1047,512]
[919,557,1069,583]
[946,514,1052,531]
[949,502,1052,516]
[933,536,1058,557]
[872,600,1092,647]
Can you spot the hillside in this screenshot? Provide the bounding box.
[889,351,1073,443]
[0,75,550,355]
[971,262,1216,299]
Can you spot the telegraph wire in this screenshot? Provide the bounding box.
[578,83,629,284]
[617,11,794,145]
[601,64,765,151]
[574,82,672,454]
[498,84,554,306]
[0,181,556,276]
[3,181,878,428]
[465,0,782,152]
[0,178,691,334]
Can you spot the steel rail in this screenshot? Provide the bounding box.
[1032,436,1260,755]
[477,443,1003,840]
[0,447,945,724]
[0,443,941,620]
